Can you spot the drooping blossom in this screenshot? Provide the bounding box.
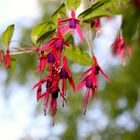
[90,18,101,31]
[111,34,132,64]
[33,67,59,115]
[41,32,70,52]
[5,49,10,69]
[42,75,60,117]
[41,20,70,63]
[36,50,56,74]
[60,56,75,106]
[76,56,109,114]
[61,10,83,42]
[90,17,110,34]
[33,65,66,124]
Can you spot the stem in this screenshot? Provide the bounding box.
[10,40,33,47]
[86,25,94,57]
[10,49,36,55]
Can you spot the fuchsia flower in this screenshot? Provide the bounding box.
[90,17,110,34]
[33,55,76,123]
[111,34,132,64]
[60,56,75,106]
[36,51,56,74]
[41,20,70,64]
[61,10,83,42]
[41,19,70,52]
[33,68,61,118]
[90,18,101,31]
[42,72,60,118]
[5,49,10,69]
[76,56,109,114]
[42,32,70,52]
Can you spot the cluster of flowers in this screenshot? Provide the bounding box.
[32,11,81,119]
[32,10,132,120]
[0,10,132,123]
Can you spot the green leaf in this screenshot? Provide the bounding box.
[63,47,93,66]
[1,24,15,49]
[31,21,56,45]
[66,0,81,10]
[78,0,129,22]
[78,0,112,22]
[51,3,66,24]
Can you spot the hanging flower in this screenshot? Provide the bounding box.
[41,19,70,52]
[61,10,83,42]
[41,33,70,51]
[33,65,67,123]
[90,18,101,31]
[76,56,109,114]
[41,20,70,64]
[111,34,132,64]
[60,56,75,106]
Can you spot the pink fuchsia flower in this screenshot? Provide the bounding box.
[111,34,132,65]
[90,17,110,35]
[90,18,101,31]
[5,49,10,69]
[41,19,71,65]
[41,19,70,52]
[36,50,57,74]
[61,10,83,42]
[60,56,75,106]
[76,56,109,114]
[41,33,70,51]
[41,71,61,119]
[33,72,59,116]
[41,37,70,66]
[33,66,66,123]
[41,27,70,65]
